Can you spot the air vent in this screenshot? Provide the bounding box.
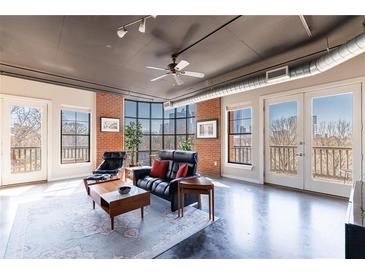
[266,66,289,83]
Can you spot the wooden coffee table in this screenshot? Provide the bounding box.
[88,180,150,230]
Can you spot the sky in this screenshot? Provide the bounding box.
[269,93,353,125]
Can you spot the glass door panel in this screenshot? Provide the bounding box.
[304,84,361,197]
[1,99,47,185]
[311,93,353,184]
[10,105,42,174]
[265,94,304,189]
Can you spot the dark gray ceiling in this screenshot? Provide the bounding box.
[0,15,358,101]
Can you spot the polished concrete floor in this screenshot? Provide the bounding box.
[0,177,347,258]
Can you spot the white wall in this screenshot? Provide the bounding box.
[221,54,365,183]
[0,75,96,181]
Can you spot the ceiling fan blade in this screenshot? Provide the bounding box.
[151,74,169,82]
[146,66,168,71]
[173,74,184,86]
[182,71,205,78]
[175,60,190,71]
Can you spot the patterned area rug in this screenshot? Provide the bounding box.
[4,192,214,258]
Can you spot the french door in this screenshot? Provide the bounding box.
[0,98,48,186]
[265,94,304,189]
[264,83,361,197]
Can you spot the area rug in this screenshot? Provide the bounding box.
[4,192,215,258]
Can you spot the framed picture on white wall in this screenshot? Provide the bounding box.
[101,117,120,132]
[196,119,218,139]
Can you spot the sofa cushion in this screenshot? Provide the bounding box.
[151,179,170,196]
[176,163,188,178]
[150,159,169,179]
[136,176,159,190]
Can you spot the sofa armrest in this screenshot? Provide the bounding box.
[132,167,152,185]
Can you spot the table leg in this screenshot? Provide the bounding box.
[181,189,184,217]
[111,216,114,230]
[212,187,215,221]
[141,207,144,219]
[92,200,95,209]
[178,184,181,217]
[208,190,212,220]
[197,194,201,209]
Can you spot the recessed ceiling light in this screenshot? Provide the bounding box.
[106,45,112,48]
[117,27,128,38]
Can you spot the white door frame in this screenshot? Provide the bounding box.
[303,83,361,197]
[0,94,52,186]
[259,76,364,197]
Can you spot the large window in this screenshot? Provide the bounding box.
[61,110,90,164]
[228,107,252,165]
[124,100,195,165]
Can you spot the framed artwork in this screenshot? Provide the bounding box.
[100,117,120,132]
[196,119,218,139]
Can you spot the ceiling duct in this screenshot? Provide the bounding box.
[165,31,365,109]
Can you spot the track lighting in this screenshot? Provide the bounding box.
[117,16,156,39]
[139,18,146,33]
[117,27,128,38]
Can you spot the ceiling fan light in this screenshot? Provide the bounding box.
[117,27,128,38]
[139,18,146,33]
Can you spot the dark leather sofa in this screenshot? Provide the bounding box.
[132,150,199,211]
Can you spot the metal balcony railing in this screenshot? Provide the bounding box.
[11,146,41,173]
[312,146,352,181]
[232,145,252,164]
[269,145,352,182]
[61,146,89,164]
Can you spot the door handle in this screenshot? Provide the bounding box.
[295,153,304,157]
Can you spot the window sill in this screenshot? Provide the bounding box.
[225,162,254,170]
[59,162,93,168]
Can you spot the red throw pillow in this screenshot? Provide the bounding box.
[176,163,188,178]
[150,159,169,179]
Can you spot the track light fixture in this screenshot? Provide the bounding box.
[139,18,146,33]
[117,15,156,38]
[117,27,128,38]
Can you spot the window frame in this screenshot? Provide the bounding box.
[227,106,253,166]
[124,100,196,165]
[60,109,91,165]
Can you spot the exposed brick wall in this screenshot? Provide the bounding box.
[96,92,124,166]
[195,98,221,177]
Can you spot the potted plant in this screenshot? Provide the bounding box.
[179,137,194,151]
[124,121,143,166]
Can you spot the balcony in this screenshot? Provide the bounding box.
[10,146,90,173]
[61,146,90,164]
[232,145,252,164]
[269,145,352,183]
[11,147,41,173]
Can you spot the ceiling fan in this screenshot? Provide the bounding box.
[146,56,205,86]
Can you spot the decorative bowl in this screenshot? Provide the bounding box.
[118,186,131,195]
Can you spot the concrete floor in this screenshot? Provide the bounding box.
[0,177,347,258]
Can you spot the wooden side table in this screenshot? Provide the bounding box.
[178,177,215,221]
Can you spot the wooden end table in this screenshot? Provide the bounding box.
[88,180,150,230]
[178,177,215,221]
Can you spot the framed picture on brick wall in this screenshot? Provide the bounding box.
[196,119,217,139]
[101,117,120,132]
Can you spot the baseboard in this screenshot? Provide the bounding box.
[48,173,91,182]
[222,173,261,184]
